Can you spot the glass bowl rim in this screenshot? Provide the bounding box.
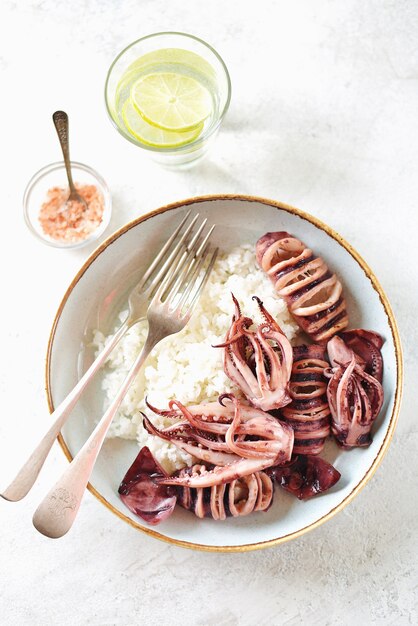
[104,31,232,153]
[23,160,112,249]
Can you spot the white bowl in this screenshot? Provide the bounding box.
[46,195,403,551]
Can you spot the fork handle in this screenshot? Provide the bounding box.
[1,319,130,503]
[32,327,164,538]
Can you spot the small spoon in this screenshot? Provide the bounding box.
[52,110,88,214]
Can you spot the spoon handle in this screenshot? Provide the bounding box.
[52,111,76,195]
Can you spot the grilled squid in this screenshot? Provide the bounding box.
[175,464,274,519]
[256,232,349,342]
[118,447,177,526]
[215,295,293,411]
[143,394,294,486]
[269,454,341,500]
[279,344,331,455]
[325,333,384,448]
[118,446,340,524]
[339,328,384,383]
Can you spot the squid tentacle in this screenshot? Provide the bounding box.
[215,295,293,411]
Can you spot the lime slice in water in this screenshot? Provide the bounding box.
[122,99,203,148]
[131,72,212,132]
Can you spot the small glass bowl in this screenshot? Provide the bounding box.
[23,161,112,249]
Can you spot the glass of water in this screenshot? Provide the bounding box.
[105,32,231,168]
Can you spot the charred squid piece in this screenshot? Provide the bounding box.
[279,344,331,455]
[118,446,276,524]
[269,454,341,500]
[214,294,293,411]
[144,398,295,463]
[325,336,384,449]
[256,232,349,343]
[175,465,274,519]
[118,447,177,525]
[339,328,384,383]
[143,394,294,489]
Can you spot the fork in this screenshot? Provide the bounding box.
[1,212,211,503]
[32,237,218,538]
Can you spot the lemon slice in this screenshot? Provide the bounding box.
[122,99,203,148]
[131,72,212,132]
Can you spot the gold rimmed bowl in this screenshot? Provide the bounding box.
[46,195,402,551]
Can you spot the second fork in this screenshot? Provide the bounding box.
[1,213,212,503]
[32,239,218,538]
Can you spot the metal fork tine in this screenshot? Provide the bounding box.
[172,225,216,298]
[144,214,200,295]
[186,217,207,252]
[162,225,208,300]
[154,219,210,302]
[151,245,188,303]
[195,224,216,256]
[181,248,219,316]
[137,211,192,290]
[162,250,195,304]
[175,248,211,309]
[164,242,216,313]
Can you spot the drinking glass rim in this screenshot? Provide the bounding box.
[104,31,232,153]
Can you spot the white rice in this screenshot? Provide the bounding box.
[92,244,299,473]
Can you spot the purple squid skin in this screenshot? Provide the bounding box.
[173,465,274,520]
[268,455,341,500]
[326,334,384,449]
[278,344,331,456]
[118,447,342,525]
[143,394,294,489]
[118,447,275,523]
[118,447,177,525]
[339,328,384,383]
[256,232,349,343]
[216,295,293,411]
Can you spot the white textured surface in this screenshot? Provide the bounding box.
[0,1,417,624]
